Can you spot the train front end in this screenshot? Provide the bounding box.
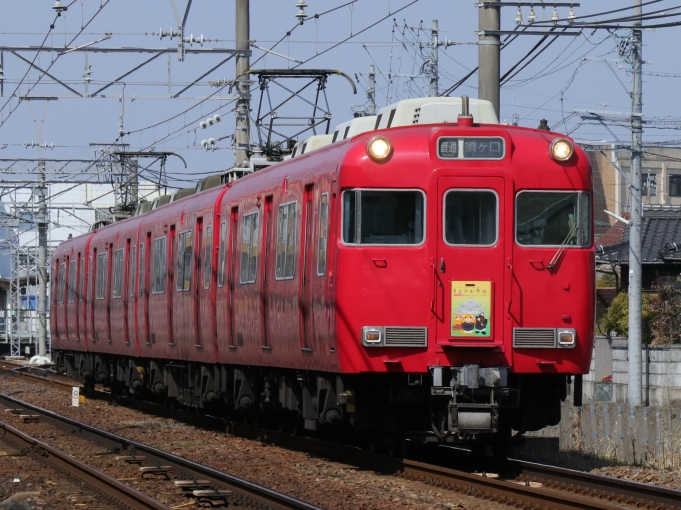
[334,110,594,446]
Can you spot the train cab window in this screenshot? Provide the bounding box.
[68,260,77,302]
[240,212,259,284]
[317,193,329,276]
[57,263,66,304]
[218,221,228,287]
[276,202,296,280]
[515,191,591,247]
[95,252,107,300]
[444,190,498,246]
[342,190,424,245]
[177,231,192,291]
[130,245,137,297]
[112,249,124,298]
[138,244,145,296]
[152,237,167,294]
[204,225,212,290]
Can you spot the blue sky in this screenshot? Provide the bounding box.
[1,0,679,188]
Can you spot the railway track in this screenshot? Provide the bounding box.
[0,420,168,509]
[0,390,321,510]
[4,363,681,509]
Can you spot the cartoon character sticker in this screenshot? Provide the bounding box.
[450,281,491,337]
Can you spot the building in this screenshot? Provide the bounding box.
[587,146,681,239]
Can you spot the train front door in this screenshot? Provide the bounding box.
[435,176,505,347]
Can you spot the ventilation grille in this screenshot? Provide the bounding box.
[413,107,421,124]
[385,327,427,347]
[513,328,556,348]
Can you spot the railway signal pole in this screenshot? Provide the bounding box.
[37,160,48,358]
[235,0,251,166]
[478,2,501,118]
[628,0,644,407]
[430,20,439,97]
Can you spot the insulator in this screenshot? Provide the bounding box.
[552,6,559,25]
[295,0,307,20]
[515,7,522,25]
[528,6,536,23]
[200,121,208,129]
[568,6,576,24]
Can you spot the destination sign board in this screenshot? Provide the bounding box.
[438,137,505,160]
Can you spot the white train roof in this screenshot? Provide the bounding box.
[332,115,377,142]
[290,97,497,158]
[375,97,498,129]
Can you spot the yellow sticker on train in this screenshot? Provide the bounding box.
[450,281,491,337]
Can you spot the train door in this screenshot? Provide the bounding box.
[78,255,86,342]
[436,176,505,347]
[300,184,314,349]
[261,196,273,348]
[229,208,238,347]
[168,225,176,346]
[195,218,203,347]
[128,241,137,346]
[198,219,214,350]
[123,240,130,344]
[137,235,150,345]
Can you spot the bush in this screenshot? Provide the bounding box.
[598,292,654,343]
[648,278,681,345]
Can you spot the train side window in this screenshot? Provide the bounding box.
[57,263,66,304]
[317,193,329,276]
[68,260,77,302]
[218,221,227,287]
[152,237,167,294]
[342,190,425,245]
[204,225,212,290]
[130,245,137,297]
[515,191,591,247]
[96,252,107,300]
[79,258,85,302]
[177,231,193,291]
[138,244,145,296]
[240,212,259,284]
[444,190,498,246]
[276,202,296,280]
[112,248,124,298]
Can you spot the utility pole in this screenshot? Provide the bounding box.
[628,0,644,407]
[235,0,250,167]
[37,160,47,358]
[478,1,501,118]
[430,20,439,97]
[367,65,376,115]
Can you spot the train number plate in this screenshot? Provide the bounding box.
[450,281,491,338]
[438,137,505,160]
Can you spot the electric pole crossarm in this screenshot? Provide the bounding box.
[7,50,83,97]
[173,54,236,98]
[90,52,164,97]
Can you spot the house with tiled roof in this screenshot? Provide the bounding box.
[596,207,681,290]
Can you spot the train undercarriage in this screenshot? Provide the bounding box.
[54,350,570,453]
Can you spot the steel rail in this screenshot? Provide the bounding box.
[0,420,169,510]
[0,393,321,510]
[231,424,630,510]
[5,367,680,509]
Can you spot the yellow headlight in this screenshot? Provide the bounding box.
[366,136,393,163]
[549,138,574,162]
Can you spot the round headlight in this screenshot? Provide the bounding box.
[366,135,393,163]
[549,138,574,162]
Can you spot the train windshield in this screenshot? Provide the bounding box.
[343,190,424,245]
[515,191,591,246]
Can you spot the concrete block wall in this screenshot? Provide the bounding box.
[583,336,681,406]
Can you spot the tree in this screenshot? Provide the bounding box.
[598,292,654,344]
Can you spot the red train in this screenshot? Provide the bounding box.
[51,96,594,451]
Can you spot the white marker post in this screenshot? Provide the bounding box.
[72,387,80,407]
